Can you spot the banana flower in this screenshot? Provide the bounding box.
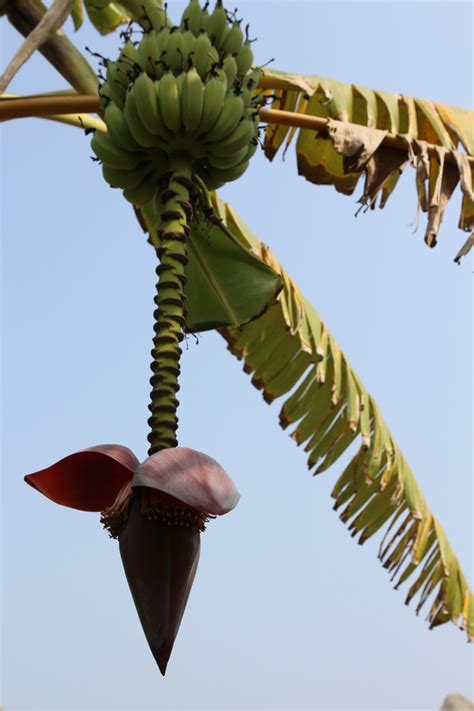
[25,445,240,675]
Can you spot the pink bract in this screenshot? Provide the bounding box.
[133,447,240,515]
[24,444,138,511]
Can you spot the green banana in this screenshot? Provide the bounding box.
[165,29,185,72]
[176,73,186,94]
[104,103,141,152]
[181,67,204,132]
[137,31,162,77]
[199,4,210,32]
[123,174,159,206]
[207,0,228,49]
[244,139,259,161]
[193,32,219,80]
[156,71,182,132]
[245,67,261,89]
[180,0,204,36]
[102,162,149,189]
[208,143,249,169]
[206,118,255,155]
[236,40,253,76]
[91,130,142,170]
[133,72,172,140]
[141,0,168,31]
[118,40,141,76]
[222,55,238,86]
[103,63,127,109]
[180,29,197,70]
[198,167,226,191]
[155,26,172,60]
[200,158,249,190]
[124,87,165,148]
[221,20,243,56]
[197,74,228,134]
[203,93,244,142]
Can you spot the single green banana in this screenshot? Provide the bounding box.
[180,0,203,36]
[205,158,249,185]
[133,72,172,141]
[104,103,141,152]
[222,20,243,55]
[91,130,142,170]
[180,29,197,70]
[207,0,228,49]
[198,166,226,191]
[176,73,186,94]
[181,67,204,132]
[193,32,219,80]
[199,158,249,190]
[206,118,255,155]
[245,67,261,90]
[137,31,162,76]
[242,104,259,121]
[141,0,168,31]
[124,87,165,148]
[103,63,127,109]
[123,174,158,206]
[101,162,149,189]
[197,73,228,134]
[223,55,238,86]
[155,26,172,60]
[118,40,141,77]
[236,40,253,77]
[165,29,185,72]
[207,144,249,169]
[244,139,259,161]
[156,71,182,132]
[203,93,244,142]
[199,3,210,32]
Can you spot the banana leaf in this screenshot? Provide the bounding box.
[70,0,167,34]
[194,193,473,641]
[260,68,474,261]
[69,0,134,33]
[137,203,282,332]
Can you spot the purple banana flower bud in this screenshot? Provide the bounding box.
[24,444,240,674]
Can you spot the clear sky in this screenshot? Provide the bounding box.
[1,2,473,710]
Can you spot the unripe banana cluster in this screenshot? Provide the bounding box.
[91,0,263,214]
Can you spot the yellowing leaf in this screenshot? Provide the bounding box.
[260,67,474,261]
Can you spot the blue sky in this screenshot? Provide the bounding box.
[1,1,473,709]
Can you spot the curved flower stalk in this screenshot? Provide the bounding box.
[25,445,240,674]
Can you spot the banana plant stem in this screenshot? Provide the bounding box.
[0,95,100,120]
[147,157,194,455]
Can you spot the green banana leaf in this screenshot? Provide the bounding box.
[260,68,474,261]
[199,193,473,641]
[70,0,134,34]
[70,0,167,34]
[138,202,282,332]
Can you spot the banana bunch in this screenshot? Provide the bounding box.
[93,0,265,214]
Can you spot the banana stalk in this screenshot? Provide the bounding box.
[148,155,194,454]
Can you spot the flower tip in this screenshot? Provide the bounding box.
[157,656,169,676]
